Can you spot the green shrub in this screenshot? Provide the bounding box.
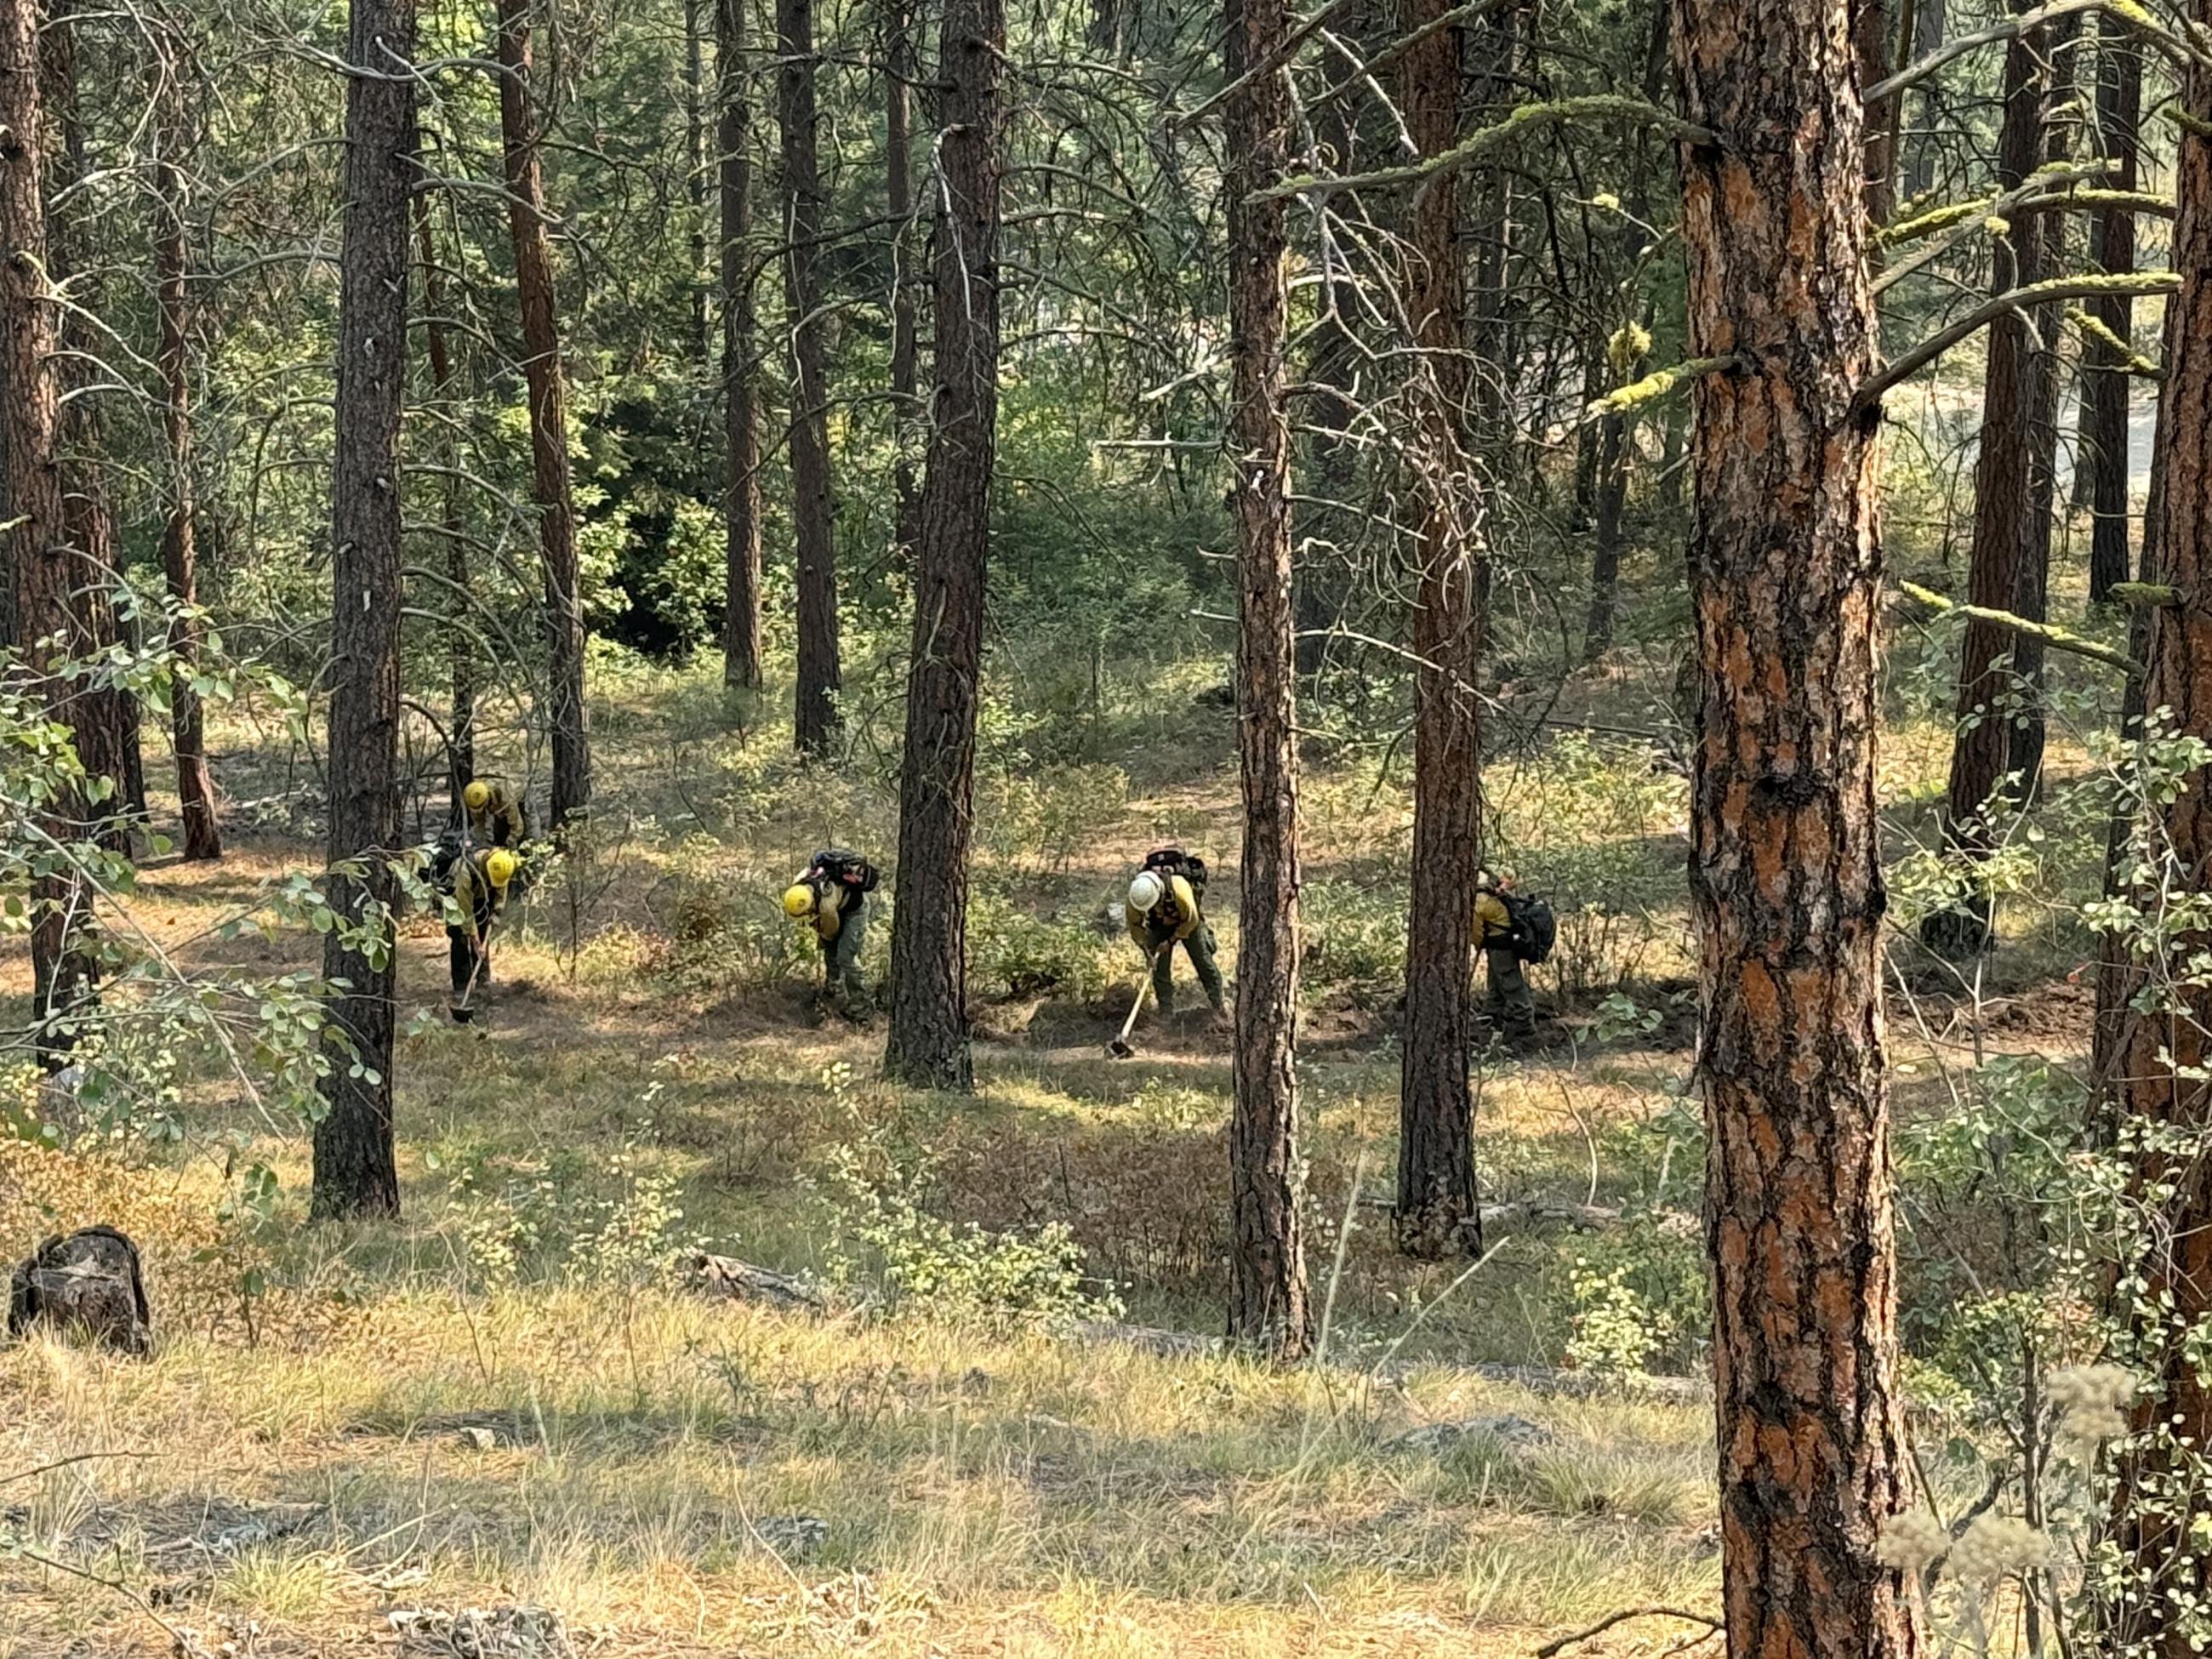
[812,1068,1122,1329]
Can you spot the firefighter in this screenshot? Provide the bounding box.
[449,847,518,1021]
[461,778,527,849]
[1474,868,1537,1045]
[783,847,877,1021]
[1125,846,1225,1021]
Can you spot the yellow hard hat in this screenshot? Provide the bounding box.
[485,849,519,889]
[782,884,816,919]
[464,780,492,812]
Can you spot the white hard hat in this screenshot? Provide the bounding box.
[1129,871,1165,911]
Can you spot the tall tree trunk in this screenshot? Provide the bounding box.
[1584,0,1668,667]
[2091,296,2170,1113]
[886,0,921,563]
[1901,0,1945,202]
[687,0,710,363]
[1583,410,1629,661]
[1394,0,1484,1262]
[1923,6,2061,957]
[42,15,142,829]
[2106,31,2212,1650]
[2084,20,2142,602]
[312,0,414,1220]
[1223,0,1311,1361]
[719,0,765,687]
[2004,11,2080,796]
[415,190,474,801]
[883,0,1001,1092]
[495,0,590,831]
[1673,0,1919,1649]
[149,25,221,862]
[779,0,842,756]
[1854,0,1896,223]
[4,0,95,1067]
[1294,11,1365,678]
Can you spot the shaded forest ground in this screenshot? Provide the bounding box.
[0,617,2107,1656]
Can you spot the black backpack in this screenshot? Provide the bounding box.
[811,847,881,894]
[1143,846,1207,898]
[1501,891,1556,965]
[429,830,468,894]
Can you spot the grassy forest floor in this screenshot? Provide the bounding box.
[0,619,2109,1656]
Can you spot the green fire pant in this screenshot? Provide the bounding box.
[1144,922,1225,1017]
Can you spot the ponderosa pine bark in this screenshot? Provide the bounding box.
[5,0,95,1067]
[414,189,474,801]
[2004,10,2079,798]
[883,0,1001,1092]
[886,0,922,564]
[687,0,710,362]
[1673,0,1920,1645]
[495,0,590,833]
[2090,297,2169,1109]
[1924,3,2065,956]
[718,0,765,689]
[1223,0,1311,1360]
[2084,21,2143,603]
[312,0,414,1220]
[1854,0,1896,223]
[779,0,843,755]
[1394,0,1484,1262]
[150,25,221,861]
[43,16,142,829]
[2106,31,2212,1650]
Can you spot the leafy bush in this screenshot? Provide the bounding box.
[1301,877,1407,996]
[966,889,1120,1002]
[812,1068,1122,1329]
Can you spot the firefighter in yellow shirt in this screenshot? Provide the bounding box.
[1474,869,1536,1044]
[1124,846,1225,1021]
[782,847,877,1021]
[449,847,518,1021]
[461,778,527,848]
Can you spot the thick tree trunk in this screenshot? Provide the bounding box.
[1924,7,2062,957]
[1673,0,1920,1648]
[2107,35,2212,1651]
[1394,0,1485,1263]
[886,0,921,564]
[718,0,765,689]
[150,27,221,862]
[414,191,474,801]
[2084,22,2142,602]
[4,0,95,1068]
[1223,0,1311,1361]
[779,0,842,756]
[687,0,710,363]
[43,17,142,830]
[312,0,414,1220]
[495,0,590,833]
[883,0,1001,1092]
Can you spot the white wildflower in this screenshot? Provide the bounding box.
[1946,1514,2050,1590]
[1876,1509,1950,1573]
[2050,1364,2136,1459]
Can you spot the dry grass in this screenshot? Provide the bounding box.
[0,647,2109,1657]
